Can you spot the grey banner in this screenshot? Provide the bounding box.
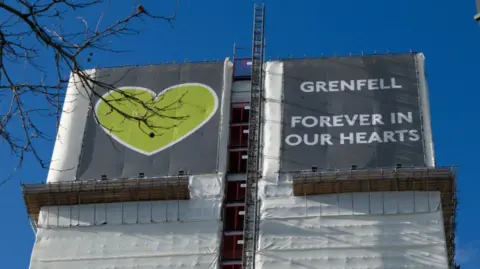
[281,54,426,171]
[77,62,225,179]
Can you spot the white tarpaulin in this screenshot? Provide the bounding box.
[258,60,449,269]
[29,60,234,269]
[30,173,224,269]
[30,221,220,269]
[256,192,448,269]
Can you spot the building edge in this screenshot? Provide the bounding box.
[415,52,436,167]
[46,69,96,183]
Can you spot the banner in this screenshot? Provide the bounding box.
[281,54,428,171]
[77,62,227,179]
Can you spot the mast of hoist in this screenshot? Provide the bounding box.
[242,3,265,269]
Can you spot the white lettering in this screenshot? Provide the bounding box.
[380,79,390,89]
[300,78,402,93]
[285,134,334,146]
[391,78,402,89]
[316,81,328,92]
[291,114,390,128]
[341,80,355,91]
[409,130,420,141]
[397,112,413,124]
[291,116,302,128]
[329,81,339,92]
[368,79,379,90]
[304,134,318,145]
[340,132,355,144]
[344,114,358,126]
[321,134,333,145]
[286,130,421,146]
[357,79,367,90]
[368,132,383,143]
[300,81,314,92]
[372,114,384,125]
[395,130,409,142]
[356,132,368,144]
[383,131,396,142]
[359,114,370,126]
[285,134,302,146]
[319,116,331,127]
[302,116,318,128]
[332,115,343,127]
[390,112,396,124]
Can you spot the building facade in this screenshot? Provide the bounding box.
[22,7,457,267]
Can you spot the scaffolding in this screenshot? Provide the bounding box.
[243,4,265,269]
[292,166,457,269]
[22,176,190,226]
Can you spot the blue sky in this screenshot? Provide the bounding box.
[1,0,479,268]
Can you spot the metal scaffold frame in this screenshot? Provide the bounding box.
[22,176,190,226]
[242,4,265,269]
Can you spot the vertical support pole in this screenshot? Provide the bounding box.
[336,181,340,215]
[136,178,140,224]
[351,192,354,216]
[104,180,108,225]
[395,175,399,214]
[46,204,50,228]
[93,181,97,226]
[93,203,97,226]
[57,198,60,227]
[121,180,125,225]
[165,180,169,222]
[177,177,180,222]
[150,178,153,223]
[304,193,308,217]
[427,176,431,213]
[319,189,323,216]
[77,192,81,226]
[368,172,371,215]
[69,182,73,227]
[382,185,385,215]
[413,178,417,213]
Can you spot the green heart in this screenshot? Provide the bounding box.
[95,83,218,155]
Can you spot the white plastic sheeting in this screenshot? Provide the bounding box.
[217,59,234,175]
[30,60,234,269]
[190,174,223,199]
[257,192,448,269]
[261,62,283,182]
[415,53,436,167]
[261,191,441,219]
[38,200,222,227]
[258,60,449,269]
[47,70,95,183]
[30,175,224,269]
[31,173,224,269]
[30,221,220,269]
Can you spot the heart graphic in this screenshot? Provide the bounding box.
[95,83,218,155]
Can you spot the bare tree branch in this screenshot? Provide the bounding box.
[0,0,182,185]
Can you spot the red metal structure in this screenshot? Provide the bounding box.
[220,57,252,269]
